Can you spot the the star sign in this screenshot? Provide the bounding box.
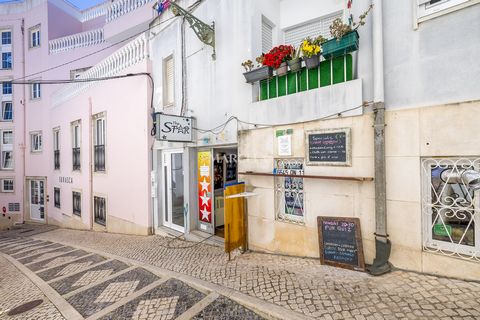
[200,208,210,221]
[200,192,210,206]
[200,178,210,192]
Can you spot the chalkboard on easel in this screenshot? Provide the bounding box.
[317,216,365,271]
[306,128,351,166]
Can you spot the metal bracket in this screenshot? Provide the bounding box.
[170,2,216,60]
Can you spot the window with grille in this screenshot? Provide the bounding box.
[1,31,11,45]
[94,196,106,225]
[30,132,42,152]
[163,55,174,107]
[8,203,20,212]
[422,158,480,261]
[262,17,274,54]
[72,122,81,171]
[1,178,13,192]
[2,81,12,95]
[53,129,60,170]
[1,130,13,170]
[274,158,305,224]
[284,11,342,47]
[94,116,105,172]
[54,187,60,208]
[1,102,12,121]
[1,52,11,69]
[72,191,81,216]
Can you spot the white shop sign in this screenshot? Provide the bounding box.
[156,114,193,142]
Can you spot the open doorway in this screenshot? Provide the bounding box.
[213,148,237,238]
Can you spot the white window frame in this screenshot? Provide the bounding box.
[30,131,42,153]
[31,82,41,100]
[1,178,14,193]
[421,158,480,260]
[1,30,11,45]
[53,128,60,151]
[2,81,12,95]
[1,52,12,70]
[1,129,13,170]
[162,55,174,108]
[94,116,105,146]
[1,102,13,121]
[72,121,81,149]
[415,0,480,25]
[72,190,82,216]
[29,26,40,48]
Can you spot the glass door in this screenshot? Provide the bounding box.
[30,179,45,222]
[162,150,185,232]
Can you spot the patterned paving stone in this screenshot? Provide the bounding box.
[18,246,72,265]
[192,296,265,320]
[36,254,106,281]
[50,260,128,295]
[27,249,89,272]
[0,238,35,249]
[67,268,159,317]
[12,243,63,259]
[99,279,206,320]
[1,240,48,254]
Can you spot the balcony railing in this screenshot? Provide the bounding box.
[52,33,148,106]
[106,0,156,22]
[94,145,105,172]
[94,196,106,226]
[80,2,109,22]
[72,147,81,171]
[54,150,60,170]
[49,28,105,54]
[259,54,353,101]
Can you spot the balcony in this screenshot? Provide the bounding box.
[72,147,81,171]
[80,2,109,22]
[54,150,60,170]
[106,0,156,22]
[49,28,105,54]
[94,145,105,172]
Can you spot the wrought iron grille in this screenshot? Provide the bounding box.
[94,196,106,226]
[422,158,480,261]
[54,150,60,170]
[72,191,81,216]
[274,158,305,224]
[54,187,60,208]
[94,145,105,172]
[72,147,81,170]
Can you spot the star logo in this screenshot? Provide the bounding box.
[200,208,210,221]
[200,192,210,206]
[200,178,210,192]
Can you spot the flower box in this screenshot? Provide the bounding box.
[243,66,273,84]
[322,31,359,60]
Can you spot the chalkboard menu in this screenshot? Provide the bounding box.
[317,216,365,271]
[306,128,351,166]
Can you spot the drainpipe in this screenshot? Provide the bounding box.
[21,18,26,224]
[368,0,392,276]
[89,97,93,230]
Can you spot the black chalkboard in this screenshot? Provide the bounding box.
[317,216,365,271]
[307,130,350,165]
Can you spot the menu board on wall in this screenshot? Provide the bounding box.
[306,128,351,166]
[317,216,365,271]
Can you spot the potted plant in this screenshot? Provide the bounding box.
[322,5,373,59]
[301,36,324,69]
[263,45,294,76]
[241,55,273,84]
[287,46,302,73]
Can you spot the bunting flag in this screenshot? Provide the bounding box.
[347,0,352,9]
[156,0,171,15]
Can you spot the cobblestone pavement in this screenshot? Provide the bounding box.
[28,228,480,319]
[0,232,272,320]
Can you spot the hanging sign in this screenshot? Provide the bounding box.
[156,114,193,142]
[198,151,212,223]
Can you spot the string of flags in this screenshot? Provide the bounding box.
[347,0,354,27]
[156,0,171,15]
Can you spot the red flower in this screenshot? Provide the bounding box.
[262,45,294,69]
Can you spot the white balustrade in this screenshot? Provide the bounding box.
[49,28,105,54]
[106,0,156,23]
[52,33,149,106]
[80,2,109,22]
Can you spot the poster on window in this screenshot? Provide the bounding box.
[198,151,212,223]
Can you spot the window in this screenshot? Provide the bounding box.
[274,158,305,224]
[54,187,60,208]
[72,121,81,171]
[53,129,60,170]
[1,130,13,170]
[284,11,342,47]
[2,82,12,95]
[417,0,475,21]
[30,26,40,48]
[261,16,274,54]
[31,83,41,99]
[30,132,42,152]
[1,31,11,45]
[1,178,13,192]
[94,116,105,172]
[422,158,480,260]
[2,52,11,69]
[94,196,106,225]
[1,102,12,121]
[72,191,81,216]
[163,56,174,107]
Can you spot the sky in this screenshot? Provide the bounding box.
[0,0,106,10]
